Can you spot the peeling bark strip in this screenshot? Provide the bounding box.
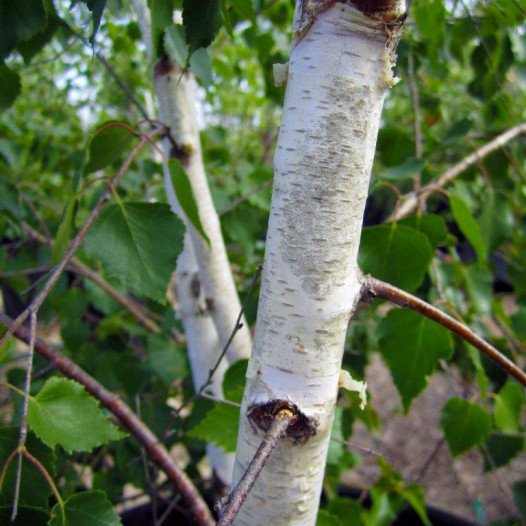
[232,2,406,524]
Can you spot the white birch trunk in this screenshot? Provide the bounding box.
[154,69,252,365]
[132,0,237,484]
[232,2,405,524]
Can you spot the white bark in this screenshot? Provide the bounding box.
[232,2,405,524]
[132,0,238,484]
[154,69,252,364]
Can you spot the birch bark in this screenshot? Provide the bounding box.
[132,0,238,484]
[232,2,406,523]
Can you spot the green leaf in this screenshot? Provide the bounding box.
[169,159,210,246]
[0,427,55,509]
[483,433,524,470]
[83,122,134,175]
[402,485,432,526]
[464,265,492,314]
[326,498,361,526]
[378,309,453,412]
[316,509,344,526]
[78,0,107,45]
[187,403,239,452]
[84,202,185,303]
[17,0,58,64]
[147,334,189,385]
[27,377,125,453]
[190,48,213,86]
[380,158,425,180]
[222,358,248,403]
[513,480,526,518]
[398,214,447,248]
[183,0,222,55]
[149,0,174,58]
[164,24,188,67]
[48,490,122,526]
[359,224,433,292]
[229,0,256,21]
[0,0,46,59]
[440,398,492,456]
[494,381,525,433]
[450,194,487,265]
[0,65,21,112]
[0,178,23,218]
[478,192,513,252]
[52,196,78,265]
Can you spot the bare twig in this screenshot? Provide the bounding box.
[362,275,526,389]
[136,396,159,525]
[413,437,445,483]
[156,495,182,526]
[330,437,381,457]
[198,392,241,408]
[219,180,272,216]
[61,21,151,123]
[216,409,294,526]
[11,309,37,520]
[0,314,215,526]
[22,223,162,333]
[0,133,155,349]
[0,265,51,278]
[407,53,423,161]
[390,123,526,221]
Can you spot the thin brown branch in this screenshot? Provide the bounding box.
[0,132,155,349]
[362,275,526,388]
[0,313,215,526]
[22,223,162,333]
[391,123,526,221]
[216,409,294,526]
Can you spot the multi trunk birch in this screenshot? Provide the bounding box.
[231,1,406,523]
[132,0,248,484]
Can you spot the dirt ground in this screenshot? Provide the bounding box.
[342,354,526,524]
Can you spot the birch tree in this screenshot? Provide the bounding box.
[229,1,407,523]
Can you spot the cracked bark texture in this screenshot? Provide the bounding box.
[232,2,405,524]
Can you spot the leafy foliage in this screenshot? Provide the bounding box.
[378,309,453,412]
[168,159,210,245]
[440,398,492,456]
[27,377,125,453]
[359,224,433,291]
[0,427,55,508]
[48,490,122,526]
[84,202,185,302]
[182,0,222,56]
[188,403,239,452]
